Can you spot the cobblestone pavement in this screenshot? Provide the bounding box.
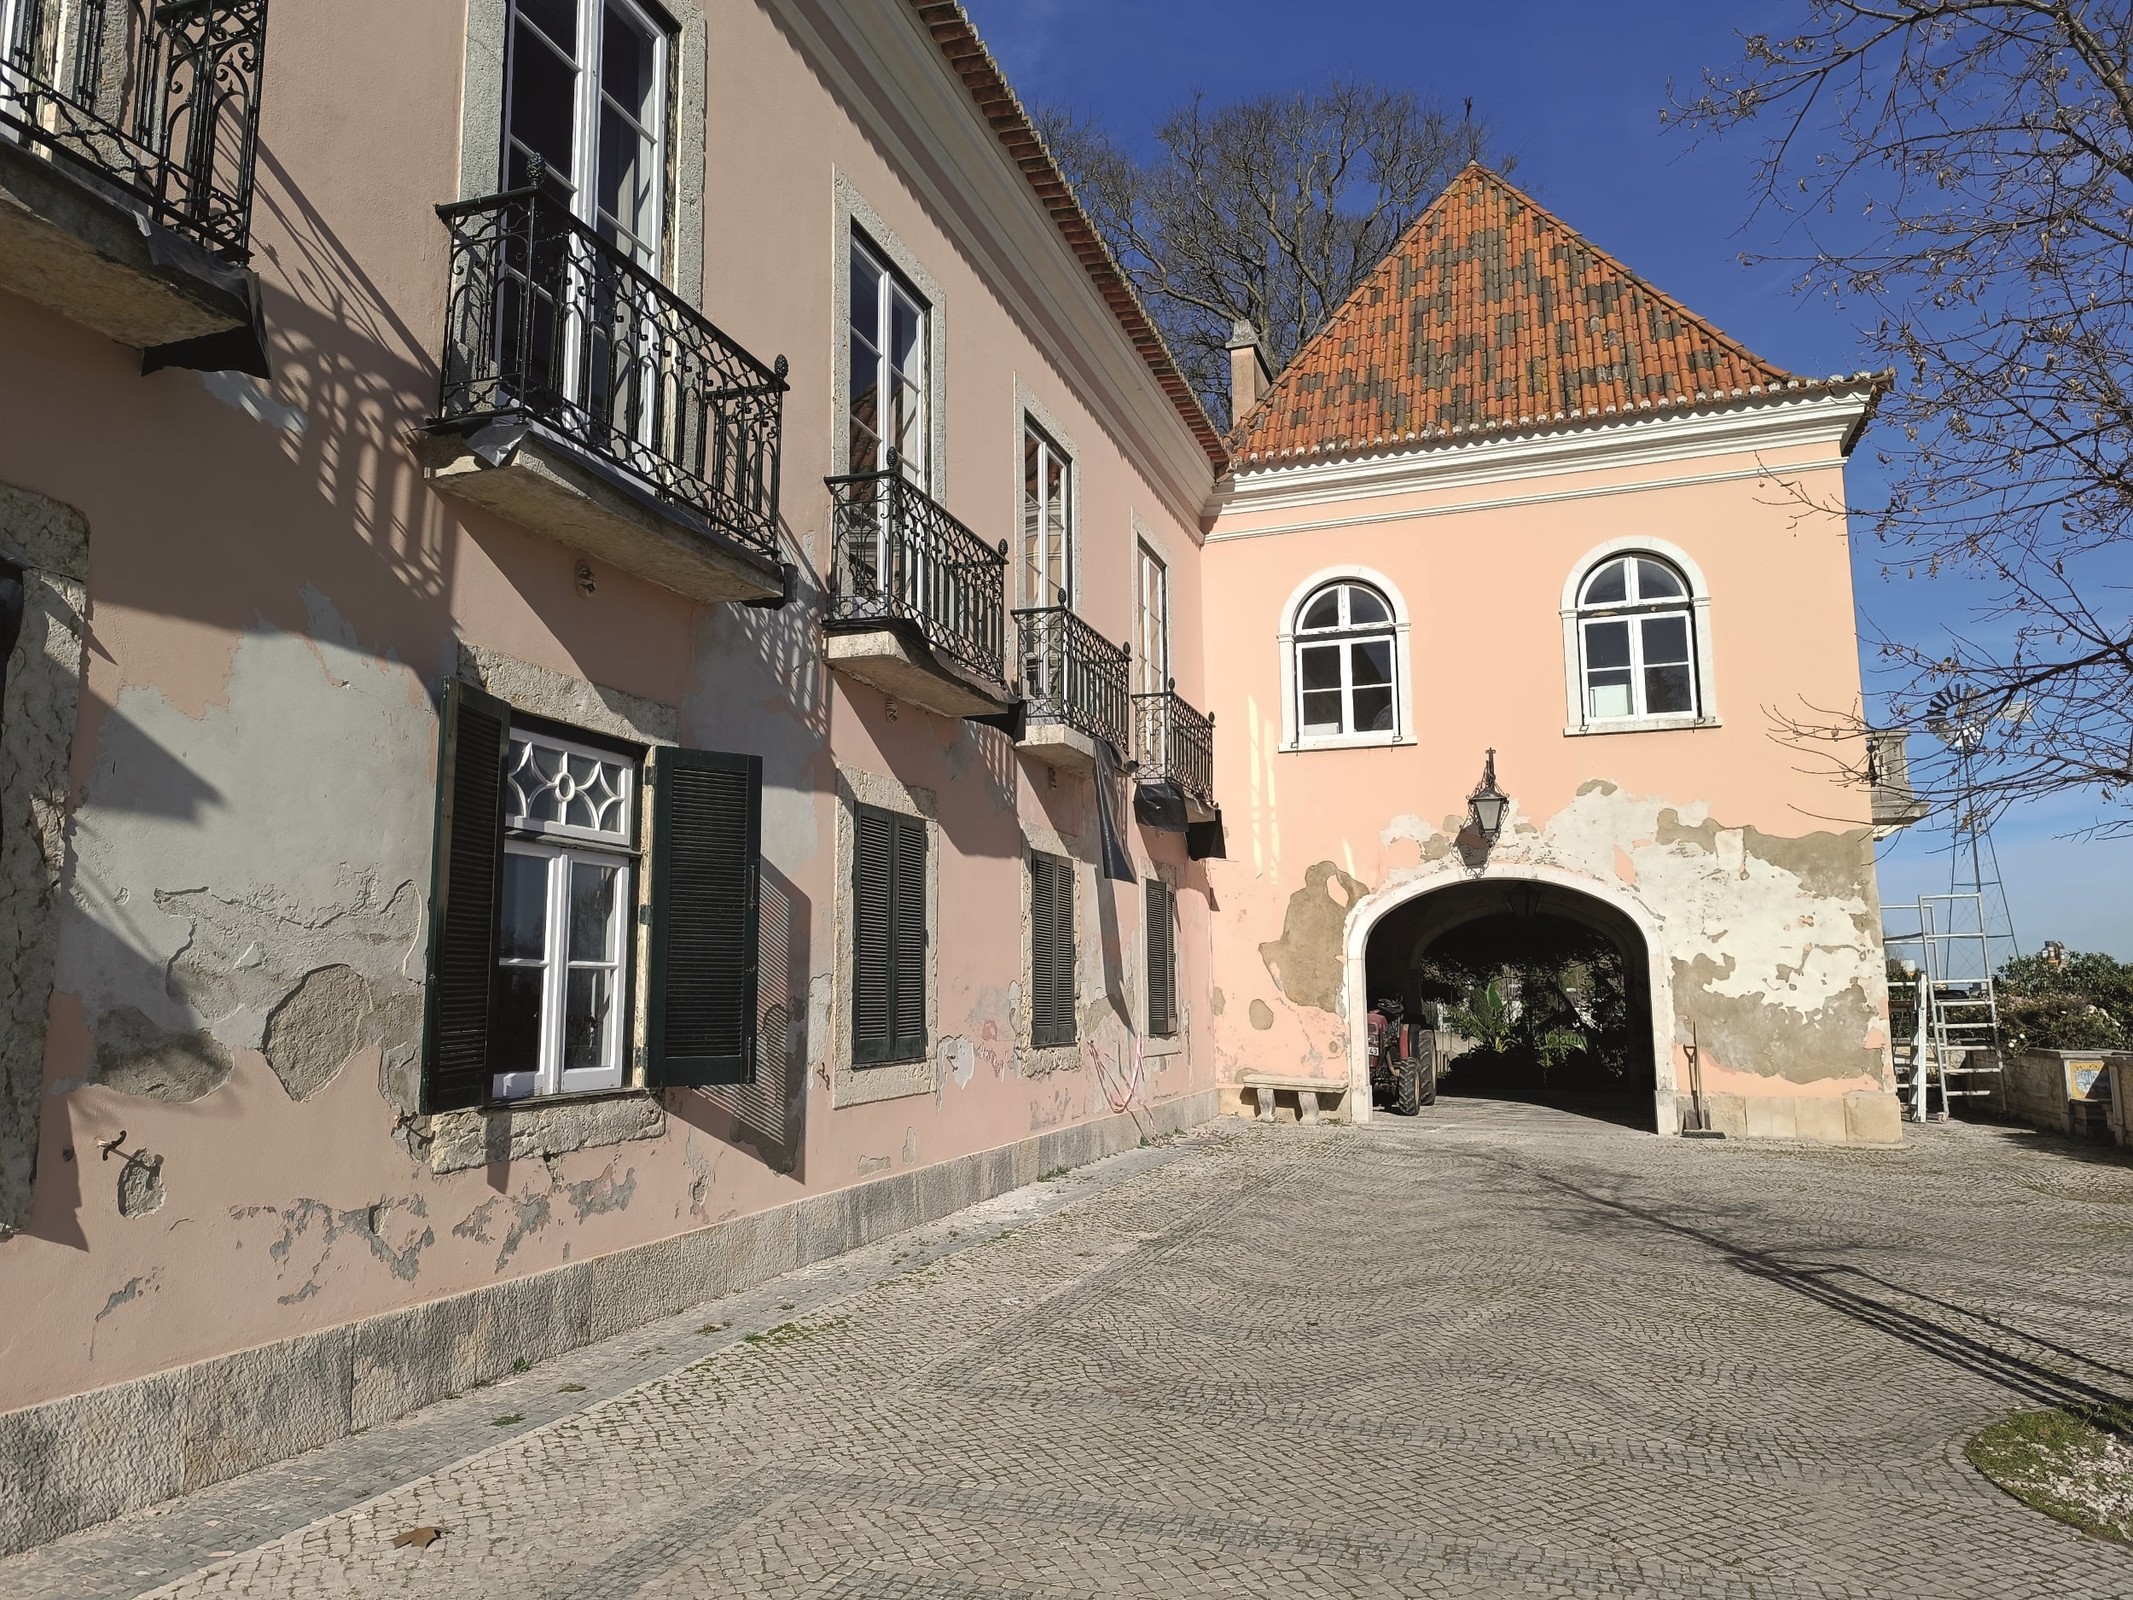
[9,1102,2133,1599]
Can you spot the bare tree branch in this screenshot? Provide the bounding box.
[1674,2,2133,836]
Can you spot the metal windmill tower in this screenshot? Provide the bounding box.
[1925,686,2022,980]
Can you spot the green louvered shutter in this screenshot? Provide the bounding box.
[647,747,761,1087]
[422,678,511,1112]
[1031,852,1076,1048]
[890,814,928,1062]
[854,806,928,1066]
[852,805,895,1065]
[1146,880,1176,1037]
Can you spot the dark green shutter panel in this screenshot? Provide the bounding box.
[648,747,762,1087]
[1031,853,1076,1048]
[1029,855,1055,1046]
[852,806,895,1065]
[1146,880,1175,1037]
[891,814,928,1061]
[422,678,511,1113]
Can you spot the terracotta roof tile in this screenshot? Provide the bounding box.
[1233,164,1878,468]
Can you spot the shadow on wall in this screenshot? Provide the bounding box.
[248,141,455,611]
[669,859,811,1179]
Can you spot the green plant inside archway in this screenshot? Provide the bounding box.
[1410,914,1637,1097]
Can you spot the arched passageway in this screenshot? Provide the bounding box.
[1359,877,1661,1130]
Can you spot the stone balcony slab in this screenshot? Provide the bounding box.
[417,422,786,608]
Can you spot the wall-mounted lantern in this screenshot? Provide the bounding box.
[1468,749,1510,843]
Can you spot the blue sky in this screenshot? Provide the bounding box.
[963,0,2132,957]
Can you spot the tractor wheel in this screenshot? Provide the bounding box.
[1394,1057,1423,1116]
[1416,1059,1437,1107]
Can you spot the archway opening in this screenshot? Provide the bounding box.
[1363,879,1657,1130]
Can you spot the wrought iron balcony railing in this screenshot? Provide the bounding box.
[1,0,266,259]
[1015,605,1130,758]
[825,467,1008,687]
[436,178,788,557]
[1133,686,1214,808]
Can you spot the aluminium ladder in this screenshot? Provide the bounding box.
[1883,894,2005,1121]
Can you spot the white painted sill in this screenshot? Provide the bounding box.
[1281,733,1419,754]
[1141,1034,1184,1060]
[1562,715,1723,738]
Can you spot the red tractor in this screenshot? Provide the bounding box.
[1368,997,1436,1116]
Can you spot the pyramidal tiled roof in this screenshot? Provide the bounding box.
[1232,164,1879,468]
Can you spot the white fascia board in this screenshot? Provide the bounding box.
[1217,389,1873,518]
[771,0,1215,529]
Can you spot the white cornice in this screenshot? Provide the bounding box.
[765,0,1214,530]
[1214,389,1873,519]
[1205,457,1848,544]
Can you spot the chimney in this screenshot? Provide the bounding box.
[1226,319,1273,422]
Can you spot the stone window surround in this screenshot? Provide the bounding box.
[457,0,709,307]
[830,171,949,494]
[1013,378,1081,613]
[1558,535,1722,737]
[0,483,89,1235]
[417,642,681,1173]
[1275,563,1417,753]
[830,764,940,1108]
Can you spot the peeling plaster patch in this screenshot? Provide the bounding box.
[939,1034,976,1089]
[857,1154,891,1175]
[1393,782,1889,1090]
[558,1160,636,1220]
[1259,861,1370,1013]
[683,1137,717,1218]
[262,965,374,1100]
[232,1195,436,1300]
[57,619,433,1129]
[115,1152,165,1217]
[495,1193,552,1270]
[95,1274,155,1323]
[1210,987,1225,1017]
[453,1197,499,1243]
[901,1127,918,1166]
[95,1007,232,1101]
[1249,1000,1275,1031]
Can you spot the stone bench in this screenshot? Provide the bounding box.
[1239,1072,1348,1125]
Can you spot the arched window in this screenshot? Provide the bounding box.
[1575,555,1699,722]
[1294,581,1398,739]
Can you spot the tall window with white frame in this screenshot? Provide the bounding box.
[1576,555,1699,722]
[1022,422,1072,611]
[503,0,668,267]
[1294,580,1397,740]
[493,726,639,1101]
[848,235,927,484]
[1134,544,1168,696]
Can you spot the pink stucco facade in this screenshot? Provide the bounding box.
[1198,415,1899,1140]
[0,0,1896,1555]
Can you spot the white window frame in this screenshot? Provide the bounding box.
[1277,567,1415,751]
[848,230,930,489]
[1021,418,1075,611]
[1134,542,1169,696]
[1559,538,1720,736]
[493,725,640,1101]
[503,0,671,269]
